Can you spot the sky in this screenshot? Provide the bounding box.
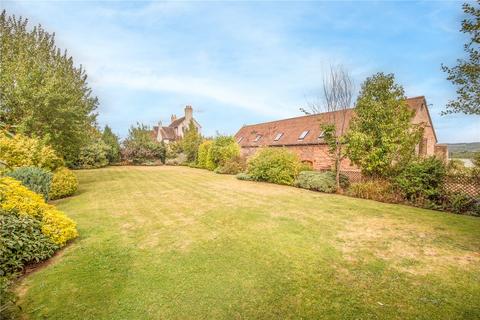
[3,0,479,143]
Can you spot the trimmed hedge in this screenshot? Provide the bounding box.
[246,148,301,185]
[294,171,349,193]
[0,177,78,245]
[6,167,52,200]
[49,168,78,200]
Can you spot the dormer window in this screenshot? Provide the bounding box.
[298,130,309,140]
[274,133,283,141]
[254,135,262,142]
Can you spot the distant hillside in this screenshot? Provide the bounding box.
[447,142,480,159]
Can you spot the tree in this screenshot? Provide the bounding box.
[302,65,354,191]
[101,125,121,163]
[0,11,98,165]
[441,1,480,115]
[182,122,203,163]
[122,123,166,164]
[345,73,423,178]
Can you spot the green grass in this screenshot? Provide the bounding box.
[17,166,480,319]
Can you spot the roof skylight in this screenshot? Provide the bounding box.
[274,133,283,141]
[298,130,309,140]
[254,135,262,142]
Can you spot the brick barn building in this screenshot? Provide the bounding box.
[234,96,448,171]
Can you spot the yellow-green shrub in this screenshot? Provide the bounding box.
[197,140,212,169]
[0,177,78,245]
[0,133,64,171]
[49,167,78,200]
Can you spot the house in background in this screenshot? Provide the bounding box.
[152,105,201,143]
[235,96,448,171]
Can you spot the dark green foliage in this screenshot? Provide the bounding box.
[346,73,422,178]
[101,125,121,163]
[294,171,349,193]
[246,148,301,185]
[394,157,446,203]
[6,167,52,200]
[440,192,480,216]
[0,212,58,277]
[0,11,98,165]
[72,138,109,169]
[441,1,480,115]
[122,123,166,164]
[182,122,202,163]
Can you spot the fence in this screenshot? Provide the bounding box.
[444,175,480,197]
[334,170,480,197]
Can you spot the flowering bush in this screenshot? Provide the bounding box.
[49,168,78,200]
[0,133,63,171]
[0,177,78,245]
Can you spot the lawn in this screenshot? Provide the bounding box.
[16,166,480,319]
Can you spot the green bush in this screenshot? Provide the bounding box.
[0,132,64,171]
[49,168,78,200]
[347,180,403,203]
[206,136,240,171]
[236,172,254,181]
[122,124,166,164]
[73,138,110,169]
[197,140,213,169]
[214,156,246,175]
[0,212,59,276]
[294,171,349,193]
[6,167,52,200]
[246,148,300,185]
[440,192,479,216]
[394,157,446,203]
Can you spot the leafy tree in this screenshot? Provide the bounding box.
[346,73,423,178]
[0,11,98,165]
[441,1,480,115]
[182,122,202,163]
[101,125,121,163]
[122,123,166,164]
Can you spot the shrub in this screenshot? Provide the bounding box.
[0,177,78,245]
[206,136,240,171]
[0,212,58,276]
[122,124,166,164]
[49,168,78,200]
[214,156,246,175]
[6,167,52,200]
[394,157,446,203]
[197,140,213,169]
[236,172,254,181]
[101,125,121,163]
[440,192,480,216]
[298,162,314,172]
[246,148,301,185]
[182,122,203,163]
[0,132,63,171]
[72,138,110,169]
[347,180,403,203]
[294,171,349,193]
[165,153,187,166]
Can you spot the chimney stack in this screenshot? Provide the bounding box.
[185,105,193,123]
[171,114,177,123]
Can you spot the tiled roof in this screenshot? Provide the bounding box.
[169,117,185,128]
[152,126,176,140]
[235,96,431,147]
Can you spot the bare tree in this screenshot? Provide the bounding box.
[301,65,354,191]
